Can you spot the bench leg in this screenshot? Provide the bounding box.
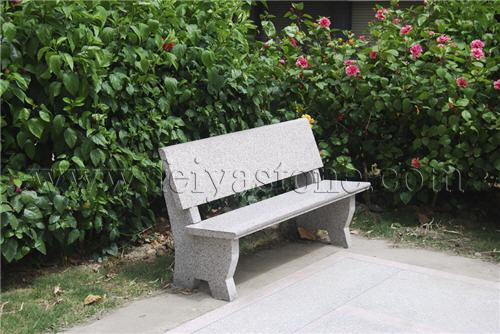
[195,237,239,301]
[295,196,355,248]
[173,248,200,289]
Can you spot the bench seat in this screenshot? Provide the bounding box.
[186,180,371,239]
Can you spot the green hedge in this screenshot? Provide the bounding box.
[1,0,499,262]
[0,0,285,262]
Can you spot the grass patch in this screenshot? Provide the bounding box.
[1,254,173,334]
[0,226,285,334]
[352,206,500,262]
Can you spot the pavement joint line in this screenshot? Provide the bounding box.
[291,268,401,333]
[300,304,442,333]
[343,252,500,288]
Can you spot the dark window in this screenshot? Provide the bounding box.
[252,1,351,40]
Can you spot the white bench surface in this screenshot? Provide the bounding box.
[159,119,323,209]
[186,180,370,239]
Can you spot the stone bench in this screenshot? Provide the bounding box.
[159,119,370,301]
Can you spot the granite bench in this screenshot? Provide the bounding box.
[159,118,370,301]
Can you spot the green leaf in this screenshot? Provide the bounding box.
[2,239,18,262]
[400,192,413,205]
[0,79,9,96]
[402,99,411,113]
[17,108,30,121]
[436,68,446,78]
[67,229,80,245]
[109,73,124,91]
[27,118,45,139]
[90,149,105,166]
[164,77,178,95]
[62,53,74,71]
[52,115,66,134]
[2,22,16,41]
[90,133,108,146]
[385,50,399,57]
[201,50,214,68]
[207,68,225,94]
[20,190,38,205]
[39,110,51,122]
[5,212,19,229]
[461,110,471,121]
[23,205,43,220]
[49,214,60,224]
[456,98,469,107]
[55,160,70,174]
[48,55,62,76]
[261,20,276,37]
[53,195,67,214]
[49,81,62,99]
[62,72,80,96]
[71,156,85,168]
[35,239,47,255]
[64,128,78,148]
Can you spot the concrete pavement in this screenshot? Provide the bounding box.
[66,236,499,334]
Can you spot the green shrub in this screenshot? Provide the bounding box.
[0,0,282,262]
[261,0,499,205]
[1,0,498,263]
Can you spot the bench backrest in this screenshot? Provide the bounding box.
[159,118,323,209]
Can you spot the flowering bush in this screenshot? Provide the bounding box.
[259,0,499,205]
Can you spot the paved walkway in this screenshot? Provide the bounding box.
[67,236,500,334]
[171,252,499,333]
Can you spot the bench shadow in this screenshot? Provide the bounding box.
[234,240,334,285]
[186,240,334,300]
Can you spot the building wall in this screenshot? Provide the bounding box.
[252,1,423,38]
[265,1,351,31]
[351,1,422,35]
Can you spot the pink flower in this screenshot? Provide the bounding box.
[392,17,401,24]
[345,65,360,77]
[369,51,378,59]
[470,39,485,49]
[494,79,500,90]
[428,31,435,37]
[409,43,423,59]
[471,47,484,60]
[296,55,309,69]
[289,37,298,47]
[279,59,286,65]
[343,59,356,66]
[359,35,366,41]
[375,8,387,21]
[436,35,450,43]
[318,17,331,28]
[411,158,421,169]
[456,77,468,88]
[15,186,22,193]
[400,25,412,36]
